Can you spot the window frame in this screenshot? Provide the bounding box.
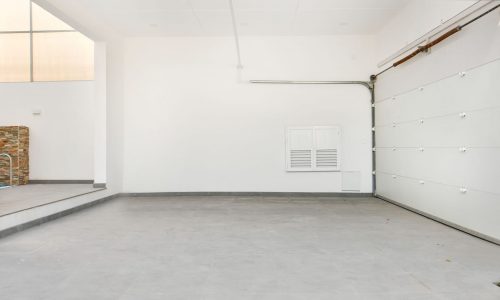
[0,0,93,82]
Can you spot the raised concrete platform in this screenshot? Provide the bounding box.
[0,184,104,217]
[0,185,115,237]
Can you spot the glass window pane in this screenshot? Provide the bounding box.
[33,32,94,81]
[0,33,30,82]
[32,2,74,31]
[0,0,30,32]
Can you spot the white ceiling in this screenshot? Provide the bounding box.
[75,0,411,36]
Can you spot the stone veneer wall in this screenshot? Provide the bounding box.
[0,126,29,186]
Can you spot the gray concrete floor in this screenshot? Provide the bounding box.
[0,184,103,216]
[0,196,499,300]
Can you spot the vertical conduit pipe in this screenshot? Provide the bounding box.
[228,0,243,69]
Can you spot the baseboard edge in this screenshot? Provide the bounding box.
[120,192,373,198]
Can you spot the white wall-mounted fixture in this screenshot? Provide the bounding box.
[32,109,42,116]
[286,126,341,172]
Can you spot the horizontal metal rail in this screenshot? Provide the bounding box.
[249,80,372,90]
[377,0,495,68]
[375,2,500,77]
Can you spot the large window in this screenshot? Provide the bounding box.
[0,0,94,82]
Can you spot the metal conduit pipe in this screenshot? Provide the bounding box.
[249,80,372,89]
[249,78,378,194]
[0,153,13,187]
[228,0,243,69]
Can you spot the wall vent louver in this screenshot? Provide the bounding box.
[316,149,338,168]
[286,126,341,172]
[290,150,312,168]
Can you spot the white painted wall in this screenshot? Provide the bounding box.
[375,1,500,241]
[105,40,125,192]
[0,82,94,180]
[122,36,375,193]
[93,42,108,185]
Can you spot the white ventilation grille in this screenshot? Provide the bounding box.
[290,150,312,168]
[286,126,341,172]
[316,149,338,168]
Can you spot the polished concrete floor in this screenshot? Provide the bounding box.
[0,184,103,216]
[0,196,499,299]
